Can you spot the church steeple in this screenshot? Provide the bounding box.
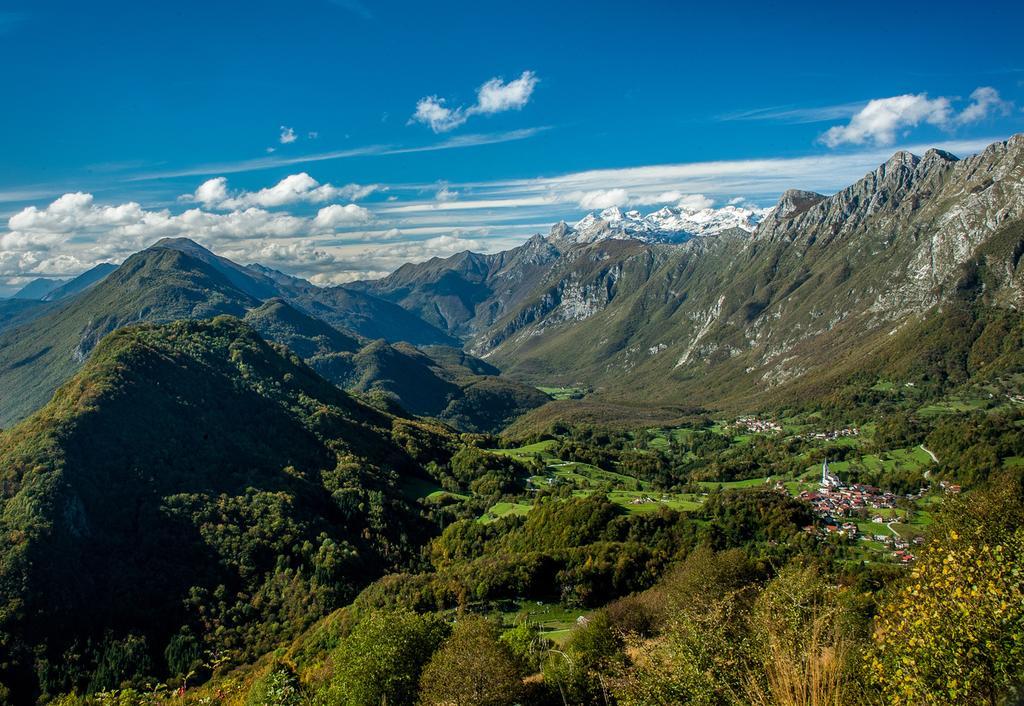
[821,459,838,489]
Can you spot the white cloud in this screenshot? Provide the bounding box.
[411,96,467,133]
[718,101,867,124]
[185,173,380,210]
[193,177,230,207]
[474,71,538,114]
[129,127,550,180]
[0,192,338,283]
[820,93,952,147]
[279,126,297,144]
[820,87,1012,147]
[675,194,715,210]
[435,185,458,202]
[0,135,1003,292]
[410,71,539,133]
[567,189,712,211]
[954,86,1013,126]
[576,188,629,209]
[313,203,373,228]
[625,191,714,209]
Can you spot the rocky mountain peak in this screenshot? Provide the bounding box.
[774,189,827,219]
[884,150,920,170]
[921,148,959,165]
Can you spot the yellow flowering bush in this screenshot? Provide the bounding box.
[868,527,1024,704]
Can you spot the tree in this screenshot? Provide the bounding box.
[326,610,449,706]
[867,526,1024,704]
[500,620,550,674]
[419,616,523,706]
[245,661,305,706]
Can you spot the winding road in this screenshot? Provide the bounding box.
[920,444,939,464]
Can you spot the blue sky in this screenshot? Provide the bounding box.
[1,0,1023,293]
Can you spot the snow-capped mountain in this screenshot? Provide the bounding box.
[549,204,771,244]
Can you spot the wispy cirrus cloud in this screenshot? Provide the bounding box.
[126,127,550,181]
[718,101,866,124]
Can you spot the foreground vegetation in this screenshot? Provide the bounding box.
[1,312,1022,705]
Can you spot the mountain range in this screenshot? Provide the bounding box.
[3,136,1022,434]
[0,239,545,432]
[555,203,769,244]
[354,134,1024,425]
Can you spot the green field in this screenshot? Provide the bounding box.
[917,391,997,417]
[698,476,775,490]
[810,445,934,477]
[608,490,703,513]
[479,501,534,523]
[537,385,588,400]
[855,520,893,536]
[489,439,558,458]
[495,600,582,645]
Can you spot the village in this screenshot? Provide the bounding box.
[788,460,927,564]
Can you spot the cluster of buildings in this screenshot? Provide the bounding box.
[734,416,782,433]
[792,460,925,563]
[798,426,860,441]
[938,479,962,494]
[732,417,860,442]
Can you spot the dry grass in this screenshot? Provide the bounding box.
[744,609,849,706]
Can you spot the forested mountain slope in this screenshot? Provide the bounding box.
[0,317,457,703]
[0,242,541,431]
[243,299,548,432]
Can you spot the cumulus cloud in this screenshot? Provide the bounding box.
[193,177,230,207]
[313,203,373,228]
[626,192,714,210]
[411,97,468,133]
[0,191,370,284]
[410,71,539,133]
[474,72,538,114]
[675,194,715,210]
[279,126,297,144]
[820,87,1011,147]
[185,173,380,210]
[954,86,1013,126]
[576,188,629,209]
[820,93,952,147]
